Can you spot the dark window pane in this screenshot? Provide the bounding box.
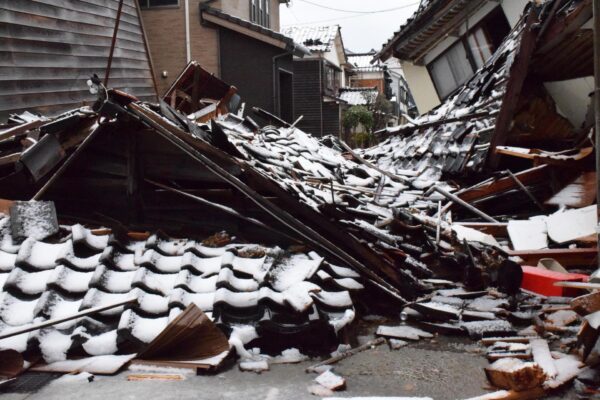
[148,0,178,7]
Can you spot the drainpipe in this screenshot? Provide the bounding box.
[272,50,292,117]
[185,0,191,63]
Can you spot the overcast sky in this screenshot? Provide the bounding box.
[280,0,421,53]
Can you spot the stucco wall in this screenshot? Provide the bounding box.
[500,0,530,27]
[401,61,440,114]
[545,76,595,128]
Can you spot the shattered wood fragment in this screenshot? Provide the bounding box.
[543,355,583,389]
[308,384,334,397]
[530,339,557,379]
[572,292,600,316]
[315,370,346,391]
[135,303,230,370]
[305,338,385,373]
[484,358,546,391]
[376,325,434,341]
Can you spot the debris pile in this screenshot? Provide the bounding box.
[0,1,597,398]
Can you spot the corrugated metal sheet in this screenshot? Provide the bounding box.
[0,0,157,120]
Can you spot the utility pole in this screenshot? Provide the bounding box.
[595,0,600,270]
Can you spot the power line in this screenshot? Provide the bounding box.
[296,0,420,14]
[282,3,419,27]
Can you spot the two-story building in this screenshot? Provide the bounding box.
[282,25,349,137]
[376,0,529,115]
[376,0,594,134]
[139,0,307,120]
[346,50,416,122]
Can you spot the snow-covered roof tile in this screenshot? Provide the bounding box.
[281,25,339,52]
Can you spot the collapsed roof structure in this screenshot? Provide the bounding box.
[0,2,597,395]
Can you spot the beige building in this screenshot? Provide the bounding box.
[376,0,529,115]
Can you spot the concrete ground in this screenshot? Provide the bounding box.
[0,320,579,400]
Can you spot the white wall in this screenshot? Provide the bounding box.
[545,77,595,128]
[500,0,530,27]
[402,61,441,114]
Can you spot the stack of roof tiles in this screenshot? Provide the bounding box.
[362,22,525,181]
[0,216,360,362]
[281,25,339,52]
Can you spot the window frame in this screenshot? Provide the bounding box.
[427,39,475,100]
[250,0,270,28]
[138,0,180,9]
[426,5,509,100]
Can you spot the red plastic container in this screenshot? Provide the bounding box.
[521,266,588,297]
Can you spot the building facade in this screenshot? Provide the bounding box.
[281,25,350,137]
[139,0,304,117]
[376,0,529,114]
[0,0,157,120]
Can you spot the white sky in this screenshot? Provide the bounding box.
[280,0,421,53]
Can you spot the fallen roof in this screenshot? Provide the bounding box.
[369,0,589,177]
[281,25,339,53]
[0,215,358,363]
[201,6,310,57]
[339,87,378,106]
[367,17,532,180]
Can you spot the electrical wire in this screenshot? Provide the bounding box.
[296,0,420,14]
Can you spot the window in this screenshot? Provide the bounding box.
[429,41,473,99]
[427,6,510,99]
[138,0,179,8]
[467,27,493,69]
[324,65,338,93]
[250,0,270,28]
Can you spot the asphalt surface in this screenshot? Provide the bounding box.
[0,319,579,400]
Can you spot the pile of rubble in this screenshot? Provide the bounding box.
[0,1,597,398]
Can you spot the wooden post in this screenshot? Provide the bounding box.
[594,0,600,270]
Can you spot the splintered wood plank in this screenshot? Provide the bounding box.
[485,358,546,391]
[545,171,596,208]
[530,339,557,379]
[507,248,597,267]
[572,292,600,315]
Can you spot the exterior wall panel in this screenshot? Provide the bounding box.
[293,59,322,136]
[0,0,157,119]
[219,27,292,115]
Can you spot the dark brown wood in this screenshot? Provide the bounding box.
[488,8,540,168]
[0,120,45,142]
[457,165,550,204]
[305,338,385,373]
[507,248,598,267]
[127,102,411,303]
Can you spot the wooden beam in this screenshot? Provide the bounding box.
[456,165,550,204]
[488,7,540,168]
[507,247,598,267]
[454,222,508,237]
